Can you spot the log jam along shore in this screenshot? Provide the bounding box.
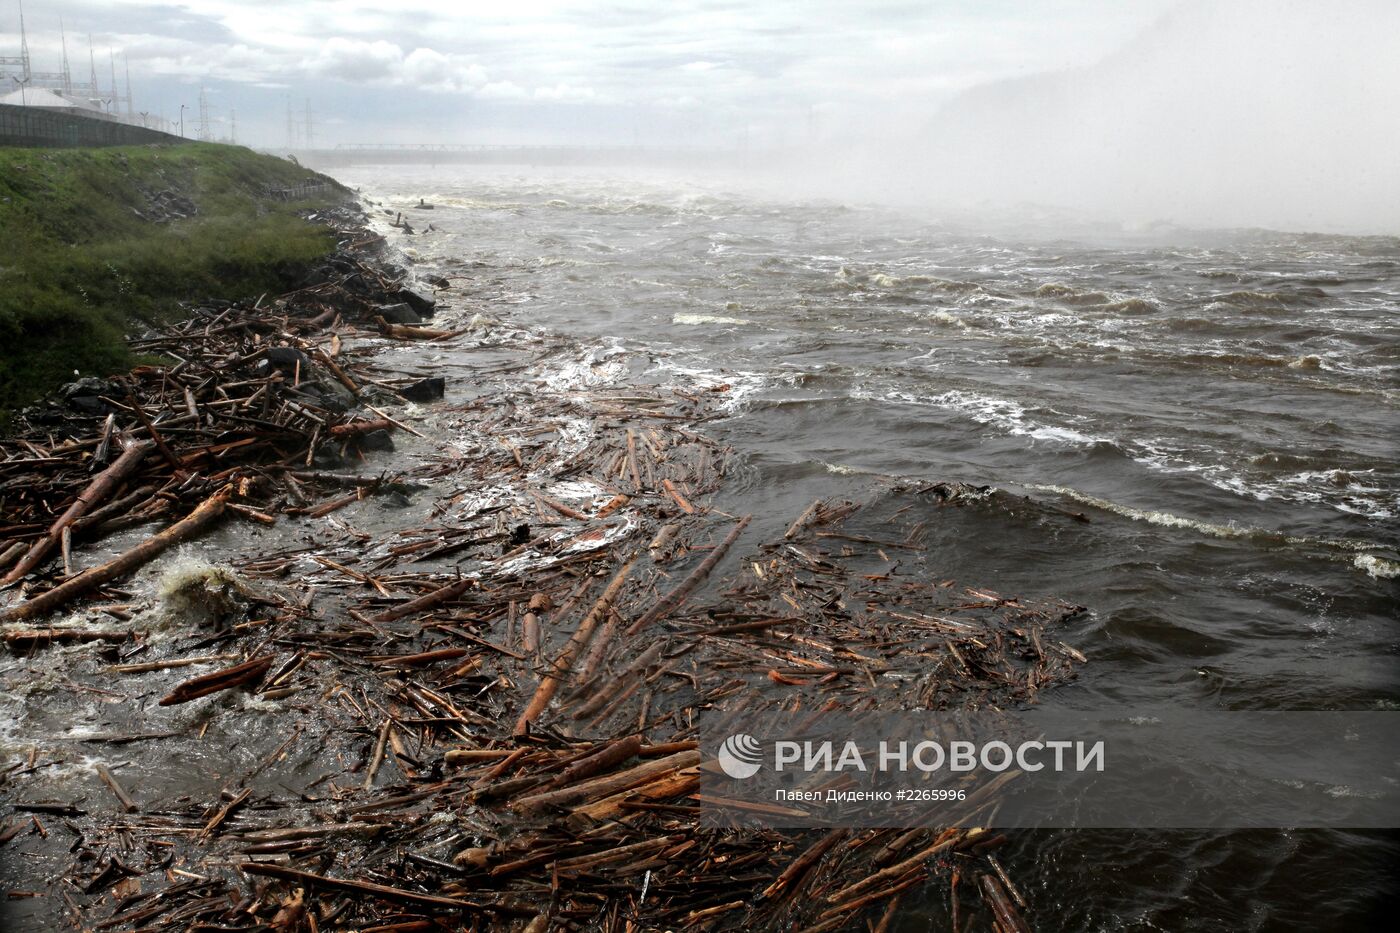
[0,200,1088,931]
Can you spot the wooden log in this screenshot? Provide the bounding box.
[595,493,629,519]
[550,735,643,788]
[372,577,474,623]
[662,479,695,514]
[3,441,153,584]
[986,854,1027,909]
[647,523,679,562]
[0,541,28,573]
[783,498,823,540]
[552,835,676,873]
[444,748,516,766]
[69,485,157,536]
[566,768,700,827]
[514,560,634,735]
[112,654,232,673]
[328,418,394,437]
[511,749,699,813]
[370,647,471,668]
[3,628,134,649]
[0,486,233,625]
[94,764,138,813]
[979,873,1031,933]
[374,316,461,341]
[239,863,482,912]
[625,515,750,636]
[313,347,360,395]
[683,901,745,924]
[762,830,848,899]
[158,654,274,706]
[535,493,588,521]
[825,830,963,905]
[198,787,250,840]
[820,870,927,919]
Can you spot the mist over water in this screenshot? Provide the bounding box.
[782,0,1400,235]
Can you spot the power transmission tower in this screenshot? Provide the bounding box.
[5,9,85,96]
[124,54,132,116]
[0,1,31,92]
[17,0,30,79]
[108,49,129,115]
[229,108,237,144]
[303,98,314,149]
[285,96,298,149]
[88,36,100,106]
[59,18,71,92]
[197,85,211,141]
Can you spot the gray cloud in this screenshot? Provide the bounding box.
[4,0,1175,146]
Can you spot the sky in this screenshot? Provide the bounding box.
[5,1,1397,231]
[2,0,1173,147]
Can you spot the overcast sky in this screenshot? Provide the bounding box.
[5,1,1173,147]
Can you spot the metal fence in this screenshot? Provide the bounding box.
[0,104,182,148]
[264,181,335,201]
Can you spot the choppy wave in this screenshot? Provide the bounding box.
[1026,484,1395,574]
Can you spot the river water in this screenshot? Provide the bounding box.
[326,163,1399,930]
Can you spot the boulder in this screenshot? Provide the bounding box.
[261,347,312,374]
[356,429,395,452]
[376,302,422,325]
[59,377,118,414]
[396,286,437,317]
[401,377,445,402]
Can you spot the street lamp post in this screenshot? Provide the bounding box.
[179,103,187,138]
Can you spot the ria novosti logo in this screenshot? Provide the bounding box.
[717,733,763,779]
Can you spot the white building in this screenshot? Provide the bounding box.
[1,86,118,120]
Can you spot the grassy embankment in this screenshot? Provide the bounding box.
[0,143,351,418]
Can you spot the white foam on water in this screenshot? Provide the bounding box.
[1028,483,1399,579]
[853,386,1108,448]
[490,514,639,579]
[652,360,768,415]
[821,461,886,477]
[546,478,609,505]
[536,345,629,393]
[1134,442,1398,520]
[927,310,969,329]
[1354,554,1400,579]
[672,313,752,326]
[1028,484,1254,539]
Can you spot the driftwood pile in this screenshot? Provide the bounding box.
[1,214,1087,932]
[0,212,427,629]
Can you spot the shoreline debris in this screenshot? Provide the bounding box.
[0,203,1082,932]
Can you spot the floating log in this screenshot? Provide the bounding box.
[2,440,153,584]
[512,749,700,813]
[625,515,750,635]
[372,577,474,623]
[239,862,483,912]
[514,559,634,735]
[159,654,274,706]
[0,486,233,625]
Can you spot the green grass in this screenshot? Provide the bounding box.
[0,143,352,418]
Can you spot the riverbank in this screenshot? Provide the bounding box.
[0,187,1090,930]
[0,143,352,419]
